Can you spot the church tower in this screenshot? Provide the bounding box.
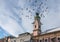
[33,12,41,36]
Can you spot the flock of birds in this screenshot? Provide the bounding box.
[0,0,49,38]
[19,0,48,20]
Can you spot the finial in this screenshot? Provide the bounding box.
[35,12,40,19]
[36,12,39,16]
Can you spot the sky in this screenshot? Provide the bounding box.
[0,27,10,39]
[0,0,60,38]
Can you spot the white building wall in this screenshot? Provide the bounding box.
[10,34,31,42]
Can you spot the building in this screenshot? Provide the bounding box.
[10,32,32,42]
[1,12,60,42]
[0,36,15,42]
[0,39,4,42]
[4,36,15,42]
[32,13,60,42]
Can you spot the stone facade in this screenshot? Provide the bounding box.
[32,13,60,42]
[0,39,4,42]
[32,31,60,42]
[0,36,15,42]
[10,32,32,42]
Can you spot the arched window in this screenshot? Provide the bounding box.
[35,25,36,28]
[51,38,56,42]
[45,39,48,42]
[58,38,60,42]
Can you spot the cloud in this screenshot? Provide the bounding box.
[0,27,10,38]
[0,0,60,37]
[41,0,60,31]
[0,14,24,37]
[0,0,25,37]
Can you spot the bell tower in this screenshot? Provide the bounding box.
[33,12,41,36]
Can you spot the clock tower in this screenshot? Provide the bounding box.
[33,12,41,36]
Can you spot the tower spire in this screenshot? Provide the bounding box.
[33,12,41,36]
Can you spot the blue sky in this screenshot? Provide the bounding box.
[0,27,10,39]
[0,0,60,38]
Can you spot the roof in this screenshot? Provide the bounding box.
[32,27,60,37]
[41,30,60,36]
[42,27,60,34]
[19,32,31,36]
[4,35,15,39]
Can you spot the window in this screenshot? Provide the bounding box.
[6,40,8,42]
[14,40,16,42]
[40,40,42,42]
[51,38,56,42]
[35,25,36,28]
[48,38,50,42]
[39,26,40,28]
[58,38,60,42]
[20,39,24,42]
[11,41,13,42]
[24,41,29,42]
[45,39,47,42]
